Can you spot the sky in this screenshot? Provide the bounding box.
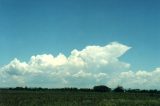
[0,0,160,89]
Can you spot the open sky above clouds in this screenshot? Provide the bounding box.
[0,0,160,89]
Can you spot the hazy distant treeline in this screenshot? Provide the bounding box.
[0,85,160,93]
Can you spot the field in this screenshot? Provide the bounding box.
[0,90,160,106]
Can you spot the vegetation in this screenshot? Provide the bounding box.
[0,85,160,106]
[113,86,124,92]
[93,85,111,92]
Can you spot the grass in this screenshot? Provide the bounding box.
[0,90,160,106]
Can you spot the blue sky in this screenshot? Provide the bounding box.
[0,0,160,88]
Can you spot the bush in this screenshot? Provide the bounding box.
[113,86,124,92]
[93,85,111,92]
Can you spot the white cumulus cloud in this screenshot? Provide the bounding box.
[0,42,160,89]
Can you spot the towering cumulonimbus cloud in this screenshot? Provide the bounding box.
[0,42,160,89]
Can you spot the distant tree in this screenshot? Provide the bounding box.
[93,85,111,92]
[61,87,78,91]
[113,86,124,92]
[24,86,28,90]
[149,89,158,93]
[79,88,93,92]
[140,89,148,93]
[126,88,140,93]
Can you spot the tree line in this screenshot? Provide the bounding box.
[0,85,160,93]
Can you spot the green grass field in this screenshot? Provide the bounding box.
[0,90,160,106]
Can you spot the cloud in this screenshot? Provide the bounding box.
[0,42,160,89]
[107,68,160,89]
